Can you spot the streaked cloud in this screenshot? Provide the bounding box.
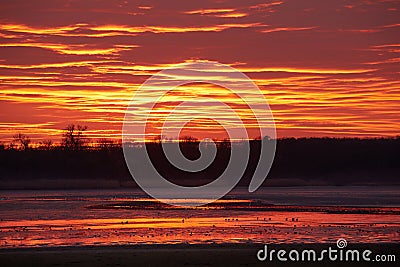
[0,42,138,55]
[184,8,248,18]
[0,22,263,38]
[260,26,316,33]
[0,0,399,142]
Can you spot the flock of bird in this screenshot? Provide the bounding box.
[3,214,399,247]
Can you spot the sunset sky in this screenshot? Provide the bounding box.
[0,0,399,143]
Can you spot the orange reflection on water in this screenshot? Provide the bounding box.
[1,211,400,248]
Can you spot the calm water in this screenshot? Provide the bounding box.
[0,186,399,248]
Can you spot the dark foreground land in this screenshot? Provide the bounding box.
[1,137,399,189]
[0,243,398,267]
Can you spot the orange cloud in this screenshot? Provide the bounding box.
[0,22,263,38]
[184,8,236,15]
[237,66,375,75]
[261,26,316,33]
[0,60,111,69]
[138,6,153,10]
[0,43,138,55]
[90,23,262,34]
[249,2,284,9]
[184,8,248,18]
[0,23,81,35]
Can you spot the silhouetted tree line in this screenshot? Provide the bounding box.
[0,125,399,188]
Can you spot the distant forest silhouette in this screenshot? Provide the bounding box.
[0,124,399,189]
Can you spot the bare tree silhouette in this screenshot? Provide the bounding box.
[12,133,31,150]
[62,124,88,150]
[39,139,53,151]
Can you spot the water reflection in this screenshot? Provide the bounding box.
[0,188,399,248]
